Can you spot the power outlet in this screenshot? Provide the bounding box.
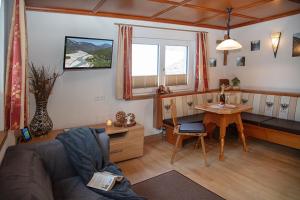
[95,96,105,102]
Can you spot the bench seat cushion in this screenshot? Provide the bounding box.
[261,118,300,135]
[163,114,204,127]
[241,112,273,125]
[179,123,205,133]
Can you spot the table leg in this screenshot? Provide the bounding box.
[219,117,226,161]
[236,114,248,152]
[203,114,216,140]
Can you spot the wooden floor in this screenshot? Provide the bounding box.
[117,135,300,200]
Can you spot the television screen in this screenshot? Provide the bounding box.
[63,36,113,70]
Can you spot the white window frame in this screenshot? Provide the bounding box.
[132,37,195,96]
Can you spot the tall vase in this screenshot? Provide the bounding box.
[30,100,53,136]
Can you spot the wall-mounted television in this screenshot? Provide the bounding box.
[63,36,113,70]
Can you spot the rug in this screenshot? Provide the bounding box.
[132,170,224,200]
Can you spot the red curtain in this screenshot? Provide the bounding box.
[194,32,209,92]
[116,25,133,100]
[4,0,28,130]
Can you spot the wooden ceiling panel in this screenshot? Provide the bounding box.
[159,6,215,22]
[189,0,258,10]
[204,15,253,27]
[25,0,99,11]
[238,0,300,18]
[98,0,170,17]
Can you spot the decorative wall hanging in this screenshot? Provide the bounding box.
[292,33,300,57]
[236,56,245,66]
[271,32,281,58]
[216,40,223,45]
[209,58,217,67]
[251,40,260,51]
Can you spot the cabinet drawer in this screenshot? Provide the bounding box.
[110,138,144,162]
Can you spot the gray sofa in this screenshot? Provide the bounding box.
[0,132,122,200]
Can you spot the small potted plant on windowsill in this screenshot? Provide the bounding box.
[231,77,240,90]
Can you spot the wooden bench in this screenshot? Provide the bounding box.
[153,89,300,149]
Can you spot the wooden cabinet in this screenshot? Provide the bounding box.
[105,124,144,162]
[20,123,144,162]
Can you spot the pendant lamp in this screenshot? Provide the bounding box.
[216,8,242,51]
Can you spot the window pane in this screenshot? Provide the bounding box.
[132,44,158,76]
[165,46,187,75]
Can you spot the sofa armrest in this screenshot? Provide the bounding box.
[97,132,110,163]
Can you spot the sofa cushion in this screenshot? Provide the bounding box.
[53,176,103,200]
[241,112,273,126]
[261,118,300,135]
[35,140,78,182]
[0,149,54,200]
[163,113,204,127]
[179,123,205,133]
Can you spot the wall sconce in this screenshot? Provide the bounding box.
[271,32,281,58]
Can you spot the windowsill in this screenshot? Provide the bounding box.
[130,94,155,100]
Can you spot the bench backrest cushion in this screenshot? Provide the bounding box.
[240,93,300,122]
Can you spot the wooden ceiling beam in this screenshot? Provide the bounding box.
[92,0,106,13]
[151,0,192,19]
[26,6,227,30]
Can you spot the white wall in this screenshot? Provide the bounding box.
[226,14,300,93]
[27,11,225,135]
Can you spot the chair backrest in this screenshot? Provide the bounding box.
[170,99,178,126]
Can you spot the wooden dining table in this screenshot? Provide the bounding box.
[195,103,252,160]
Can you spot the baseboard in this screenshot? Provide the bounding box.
[144,133,163,144]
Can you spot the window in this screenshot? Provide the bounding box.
[132,44,159,89]
[165,46,188,86]
[132,38,194,95]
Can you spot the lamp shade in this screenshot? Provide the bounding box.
[271,32,281,58]
[216,39,242,51]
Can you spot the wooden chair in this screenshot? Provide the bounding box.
[170,99,208,166]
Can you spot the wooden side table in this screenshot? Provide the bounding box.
[20,123,144,162]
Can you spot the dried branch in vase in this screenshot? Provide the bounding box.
[28,63,62,101]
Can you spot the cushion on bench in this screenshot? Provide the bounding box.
[241,112,273,125]
[261,118,300,135]
[179,123,205,133]
[163,113,204,127]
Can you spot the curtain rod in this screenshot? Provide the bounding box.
[114,23,208,33]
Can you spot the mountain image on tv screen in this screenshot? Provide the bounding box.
[64,37,113,69]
